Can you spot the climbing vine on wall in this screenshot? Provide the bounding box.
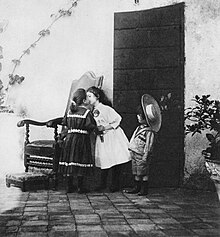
[6,0,80,90]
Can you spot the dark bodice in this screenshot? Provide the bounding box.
[63,107,96,132]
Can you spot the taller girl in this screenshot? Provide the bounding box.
[58,88,97,193]
[87,86,130,192]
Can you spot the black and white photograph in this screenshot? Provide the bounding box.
[0,0,220,236]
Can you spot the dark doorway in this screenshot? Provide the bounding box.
[113,3,185,188]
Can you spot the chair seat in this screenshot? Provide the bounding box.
[25,140,55,157]
[27,140,55,147]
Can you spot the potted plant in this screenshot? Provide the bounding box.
[185,95,220,200]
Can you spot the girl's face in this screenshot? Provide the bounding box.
[87,91,98,105]
[137,114,146,124]
[83,97,89,105]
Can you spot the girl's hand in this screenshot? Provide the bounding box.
[97,125,105,132]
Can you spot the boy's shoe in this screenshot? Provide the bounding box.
[138,181,148,196]
[123,181,141,194]
[124,186,140,194]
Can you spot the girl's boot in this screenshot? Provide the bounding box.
[95,169,108,191]
[124,180,141,194]
[67,176,74,193]
[138,181,149,196]
[77,176,89,194]
[110,164,122,192]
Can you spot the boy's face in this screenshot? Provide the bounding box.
[137,114,147,124]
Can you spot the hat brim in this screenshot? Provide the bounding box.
[141,94,162,132]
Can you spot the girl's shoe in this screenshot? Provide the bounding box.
[109,185,120,193]
[94,184,106,192]
[67,176,75,193]
[95,169,108,191]
[67,186,75,193]
[77,187,89,194]
[76,176,90,194]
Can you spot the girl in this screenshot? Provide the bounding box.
[86,86,130,192]
[58,88,97,193]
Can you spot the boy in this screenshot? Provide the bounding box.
[125,94,162,196]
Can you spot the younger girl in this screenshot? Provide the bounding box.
[86,86,130,192]
[58,88,97,193]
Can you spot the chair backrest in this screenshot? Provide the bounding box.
[64,71,104,116]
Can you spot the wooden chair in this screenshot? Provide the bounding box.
[17,117,63,190]
[14,71,104,191]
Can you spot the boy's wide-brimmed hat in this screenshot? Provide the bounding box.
[141,94,162,132]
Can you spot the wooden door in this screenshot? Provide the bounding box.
[113,3,185,187]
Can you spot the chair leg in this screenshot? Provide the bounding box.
[54,173,58,191]
[24,154,29,172]
[53,144,60,191]
[51,173,58,191]
[45,178,49,190]
[6,180,10,188]
[21,182,26,192]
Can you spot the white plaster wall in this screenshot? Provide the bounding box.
[0,0,114,121]
[1,0,220,176]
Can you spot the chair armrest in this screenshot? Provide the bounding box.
[17,119,47,127]
[46,117,63,128]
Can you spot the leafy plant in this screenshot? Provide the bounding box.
[202,133,220,161]
[185,95,220,135]
[8,74,25,86]
[185,95,220,161]
[160,92,182,112]
[0,79,5,106]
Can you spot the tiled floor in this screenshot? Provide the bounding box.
[0,178,220,237]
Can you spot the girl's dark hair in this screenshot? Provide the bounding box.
[70,88,86,112]
[87,86,112,107]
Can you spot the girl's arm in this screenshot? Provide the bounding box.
[106,106,122,129]
[98,124,113,131]
[97,108,121,132]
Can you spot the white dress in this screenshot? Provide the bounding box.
[93,103,131,169]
